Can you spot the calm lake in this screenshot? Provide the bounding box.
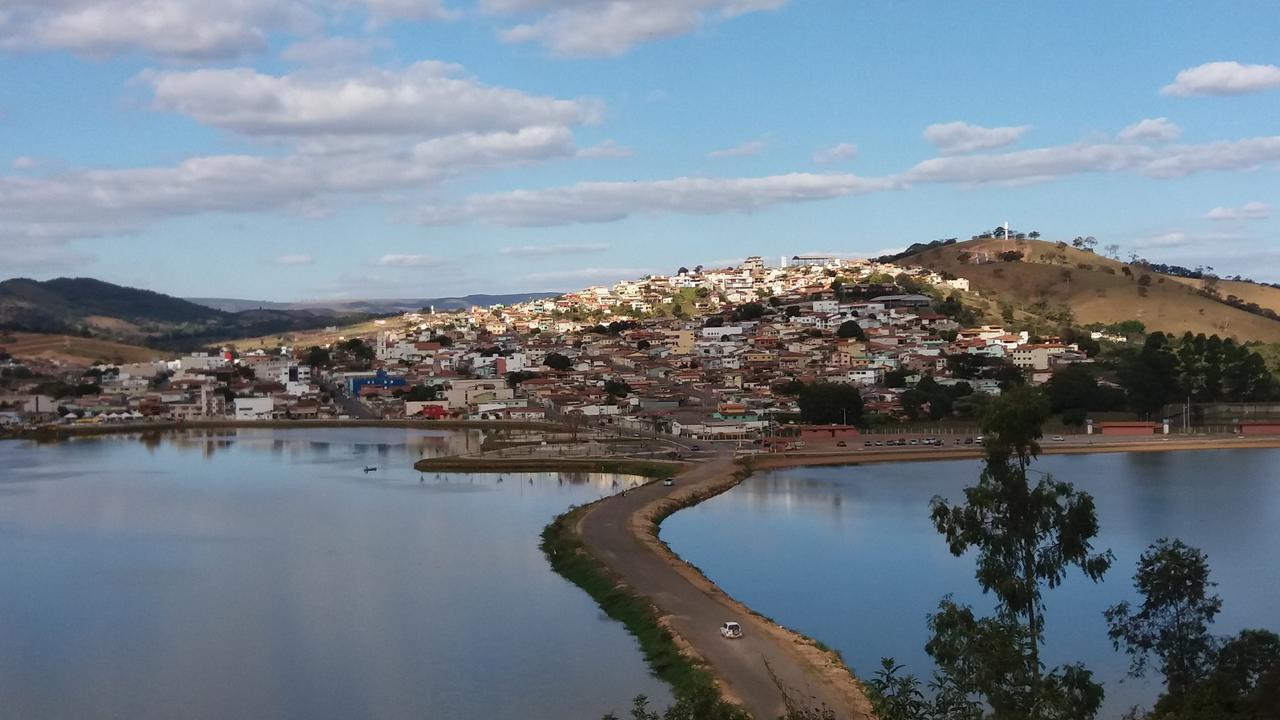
[663,449,1280,718]
[0,428,667,720]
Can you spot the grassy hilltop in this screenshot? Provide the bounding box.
[901,238,1280,343]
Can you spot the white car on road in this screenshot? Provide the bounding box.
[720,621,742,639]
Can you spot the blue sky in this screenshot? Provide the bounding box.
[2,0,1278,301]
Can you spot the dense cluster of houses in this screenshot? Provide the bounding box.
[2,256,1092,437]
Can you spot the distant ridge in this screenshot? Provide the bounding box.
[186,293,562,314]
[0,277,374,350]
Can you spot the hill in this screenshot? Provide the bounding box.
[900,239,1280,343]
[0,332,164,367]
[186,292,561,314]
[0,277,375,351]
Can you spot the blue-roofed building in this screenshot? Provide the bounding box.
[348,369,406,395]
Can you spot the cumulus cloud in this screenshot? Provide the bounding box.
[417,172,900,227]
[0,1,457,60]
[144,61,597,139]
[272,254,314,265]
[1119,117,1181,143]
[279,35,385,64]
[903,134,1280,185]
[1132,230,1245,250]
[524,267,654,285]
[0,0,318,60]
[375,253,446,267]
[487,0,788,57]
[707,139,766,159]
[1135,231,1192,249]
[1161,61,1280,96]
[1204,202,1270,221]
[924,121,1029,155]
[812,142,858,164]
[0,126,576,243]
[355,0,457,24]
[576,140,633,159]
[499,243,609,256]
[11,156,37,170]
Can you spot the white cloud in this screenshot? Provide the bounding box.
[499,243,609,256]
[1119,117,1181,143]
[0,1,457,60]
[0,126,577,244]
[524,267,654,285]
[1161,61,1280,96]
[487,0,788,57]
[355,0,458,24]
[279,35,385,64]
[0,0,319,60]
[11,156,36,170]
[1204,202,1270,221]
[144,61,597,139]
[273,254,314,265]
[417,172,900,227]
[924,121,1029,155]
[1135,231,1192,249]
[577,140,633,159]
[903,134,1280,184]
[375,253,446,267]
[707,139,766,159]
[812,142,858,164]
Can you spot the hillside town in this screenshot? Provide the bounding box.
[2,253,1130,439]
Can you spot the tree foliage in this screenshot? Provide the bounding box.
[797,382,863,425]
[928,386,1112,716]
[836,320,866,340]
[1105,539,1222,700]
[1116,332,1276,416]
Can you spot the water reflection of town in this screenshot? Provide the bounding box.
[113,428,628,490]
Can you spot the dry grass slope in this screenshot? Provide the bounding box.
[2,332,165,366]
[907,239,1280,343]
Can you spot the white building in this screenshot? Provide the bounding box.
[234,397,275,421]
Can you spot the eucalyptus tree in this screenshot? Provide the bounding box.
[1105,539,1222,702]
[929,386,1113,716]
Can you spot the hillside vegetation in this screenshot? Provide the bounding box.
[904,239,1280,343]
[0,277,374,351]
[0,332,164,367]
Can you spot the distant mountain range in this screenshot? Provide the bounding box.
[0,277,375,351]
[186,293,561,314]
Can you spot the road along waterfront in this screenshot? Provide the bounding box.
[462,432,1280,719]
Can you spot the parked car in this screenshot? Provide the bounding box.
[864,441,873,447]
[836,440,847,447]
[963,437,975,445]
[874,440,884,446]
[720,621,743,639]
[1051,435,1065,442]
[691,444,702,451]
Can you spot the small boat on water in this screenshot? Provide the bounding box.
[363,466,377,473]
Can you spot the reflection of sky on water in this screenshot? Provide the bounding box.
[664,449,1280,719]
[0,429,666,720]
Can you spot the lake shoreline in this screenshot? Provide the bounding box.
[751,434,1280,470]
[2,418,571,442]
[485,434,1280,719]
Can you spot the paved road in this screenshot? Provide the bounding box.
[579,456,873,720]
